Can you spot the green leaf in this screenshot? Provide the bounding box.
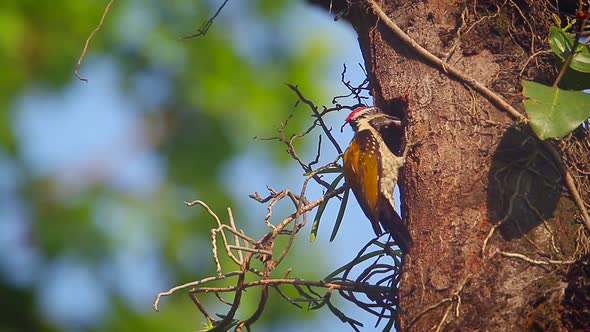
[556,61,590,90]
[523,80,590,139]
[309,299,326,311]
[202,315,239,331]
[549,26,590,73]
[329,188,349,242]
[304,166,343,176]
[310,173,345,242]
[323,250,384,281]
[325,298,364,327]
[382,316,396,332]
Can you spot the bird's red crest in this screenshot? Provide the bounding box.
[345,106,367,123]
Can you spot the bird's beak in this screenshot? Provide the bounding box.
[340,122,348,133]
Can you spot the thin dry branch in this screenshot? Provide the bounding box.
[154,183,347,329]
[153,271,243,311]
[366,0,527,123]
[287,84,343,155]
[407,275,471,331]
[191,278,392,294]
[180,0,230,39]
[184,200,253,273]
[74,0,115,82]
[332,64,371,106]
[564,169,590,232]
[500,251,576,265]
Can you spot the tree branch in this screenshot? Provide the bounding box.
[74,0,115,82]
[365,0,527,123]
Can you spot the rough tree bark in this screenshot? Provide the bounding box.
[311,0,589,330]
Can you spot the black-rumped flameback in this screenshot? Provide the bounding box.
[343,106,411,252]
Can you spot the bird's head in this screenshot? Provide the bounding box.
[344,106,381,131]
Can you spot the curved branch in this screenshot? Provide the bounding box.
[366,0,527,123]
[74,0,115,81]
[191,278,392,294]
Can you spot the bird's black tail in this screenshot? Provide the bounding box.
[380,201,412,253]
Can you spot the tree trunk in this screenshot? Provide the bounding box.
[311,0,590,330]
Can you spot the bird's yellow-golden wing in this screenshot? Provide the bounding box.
[343,130,381,232]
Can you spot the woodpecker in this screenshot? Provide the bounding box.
[342,106,412,252]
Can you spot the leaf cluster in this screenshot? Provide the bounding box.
[523,5,590,139]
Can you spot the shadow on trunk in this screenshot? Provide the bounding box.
[487,126,563,240]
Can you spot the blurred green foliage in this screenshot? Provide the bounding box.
[0,1,338,331]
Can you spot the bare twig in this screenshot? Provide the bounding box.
[443,3,501,66]
[407,275,471,331]
[153,271,243,310]
[406,298,452,330]
[74,0,115,82]
[500,251,576,265]
[518,50,552,76]
[287,84,343,155]
[539,139,590,233]
[191,278,392,294]
[332,64,371,106]
[482,167,525,256]
[180,0,230,39]
[564,166,590,232]
[156,182,347,328]
[185,200,254,272]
